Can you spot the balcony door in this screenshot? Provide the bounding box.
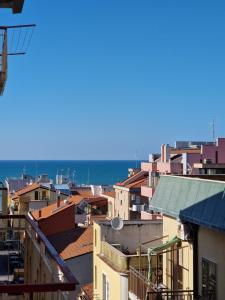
[166,245,183,290]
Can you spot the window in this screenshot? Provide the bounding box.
[0,191,2,212]
[34,191,39,200]
[95,265,97,289]
[94,229,97,247]
[102,273,109,300]
[42,190,47,199]
[202,258,216,299]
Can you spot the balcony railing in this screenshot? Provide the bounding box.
[129,266,215,300]
[0,214,78,299]
[129,266,194,299]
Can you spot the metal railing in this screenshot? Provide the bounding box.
[0,214,78,299]
[129,266,195,300]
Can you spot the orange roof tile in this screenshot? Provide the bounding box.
[31,199,74,221]
[116,171,148,188]
[102,191,115,198]
[12,182,41,199]
[70,195,84,205]
[12,182,68,200]
[48,226,93,260]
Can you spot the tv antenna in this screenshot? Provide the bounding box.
[210,120,215,142]
[0,24,36,95]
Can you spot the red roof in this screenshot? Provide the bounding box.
[48,226,93,260]
[31,199,74,221]
[116,171,148,188]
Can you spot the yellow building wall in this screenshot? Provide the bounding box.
[198,226,225,300]
[93,222,126,300]
[162,215,193,290]
[12,188,67,215]
[114,187,130,220]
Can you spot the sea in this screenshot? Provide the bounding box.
[0,160,141,186]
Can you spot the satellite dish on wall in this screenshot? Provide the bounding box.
[111,217,124,231]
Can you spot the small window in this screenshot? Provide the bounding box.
[34,191,39,200]
[102,273,109,300]
[94,229,97,247]
[95,265,97,289]
[202,258,216,299]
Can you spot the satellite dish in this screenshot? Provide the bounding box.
[111,217,124,231]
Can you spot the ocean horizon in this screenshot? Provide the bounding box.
[0,160,142,186]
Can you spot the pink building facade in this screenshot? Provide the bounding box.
[141,138,225,199]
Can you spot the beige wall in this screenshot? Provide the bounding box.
[162,216,193,290]
[12,188,67,215]
[93,220,163,300]
[93,222,128,300]
[24,223,76,300]
[114,186,130,220]
[198,226,225,300]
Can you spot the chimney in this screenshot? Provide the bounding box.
[38,210,42,218]
[57,196,60,208]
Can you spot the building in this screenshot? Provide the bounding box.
[141,138,225,204]
[5,174,34,193]
[93,219,162,300]
[113,170,149,220]
[101,191,115,219]
[141,175,225,300]
[31,199,94,299]
[9,182,68,214]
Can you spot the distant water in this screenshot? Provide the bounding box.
[0,160,141,185]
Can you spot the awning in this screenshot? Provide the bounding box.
[148,236,180,256]
[146,236,181,284]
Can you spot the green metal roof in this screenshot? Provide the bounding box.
[150,176,225,231]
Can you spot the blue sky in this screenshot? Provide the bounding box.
[0,0,225,159]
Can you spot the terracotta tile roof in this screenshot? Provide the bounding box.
[70,195,84,205]
[12,182,41,199]
[102,191,115,198]
[12,182,68,200]
[116,171,148,188]
[126,177,148,188]
[31,199,74,221]
[85,197,107,206]
[48,226,93,260]
[81,283,93,300]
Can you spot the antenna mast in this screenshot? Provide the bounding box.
[210,120,215,143]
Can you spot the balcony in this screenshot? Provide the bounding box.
[100,241,149,273]
[0,215,77,299]
[129,266,215,300]
[141,186,154,198]
[129,266,195,300]
[131,204,145,212]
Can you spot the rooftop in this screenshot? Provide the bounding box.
[31,199,74,221]
[116,170,148,188]
[48,226,93,260]
[150,175,225,232]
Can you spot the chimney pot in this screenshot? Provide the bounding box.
[38,210,41,218]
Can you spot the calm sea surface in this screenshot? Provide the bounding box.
[0,160,141,185]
